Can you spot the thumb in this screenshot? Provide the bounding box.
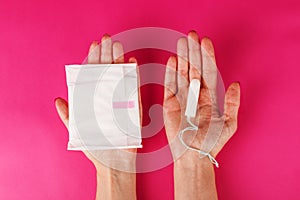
[54,97,69,129]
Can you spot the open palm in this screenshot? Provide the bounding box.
[163,31,240,161]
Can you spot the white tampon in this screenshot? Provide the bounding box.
[185,79,201,118]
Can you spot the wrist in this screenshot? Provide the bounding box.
[88,148,137,173]
[174,155,217,200]
[174,150,214,170]
[96,165,137,200]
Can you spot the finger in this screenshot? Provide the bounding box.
[129,57,137,63]
[196,88,213,123]
[201,37,219,116]
[201,37,217,89]
[164,56,177,100]
[187,31,201,81]
[224,82,241,122]
[100,34,113,64]
[54,97,69,129]
[177,37,189,90]
[129,57,143,127]
[87,41,100,64]
[113,41,124,63]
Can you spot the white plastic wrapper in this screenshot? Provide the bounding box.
[65,63,142,150]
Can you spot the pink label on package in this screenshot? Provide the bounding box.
[112,101,135,108]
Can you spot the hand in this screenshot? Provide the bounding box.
[164,31,241,200]
[163,31,241,162]
[55,34,140,167]
[55,34,138,200]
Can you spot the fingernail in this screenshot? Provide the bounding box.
[102,34,111,40]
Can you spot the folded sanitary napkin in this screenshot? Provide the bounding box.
[65,63,142,150]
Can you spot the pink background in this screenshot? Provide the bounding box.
[1,0,300,199]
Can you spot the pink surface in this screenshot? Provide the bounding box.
[0,0,300,199]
